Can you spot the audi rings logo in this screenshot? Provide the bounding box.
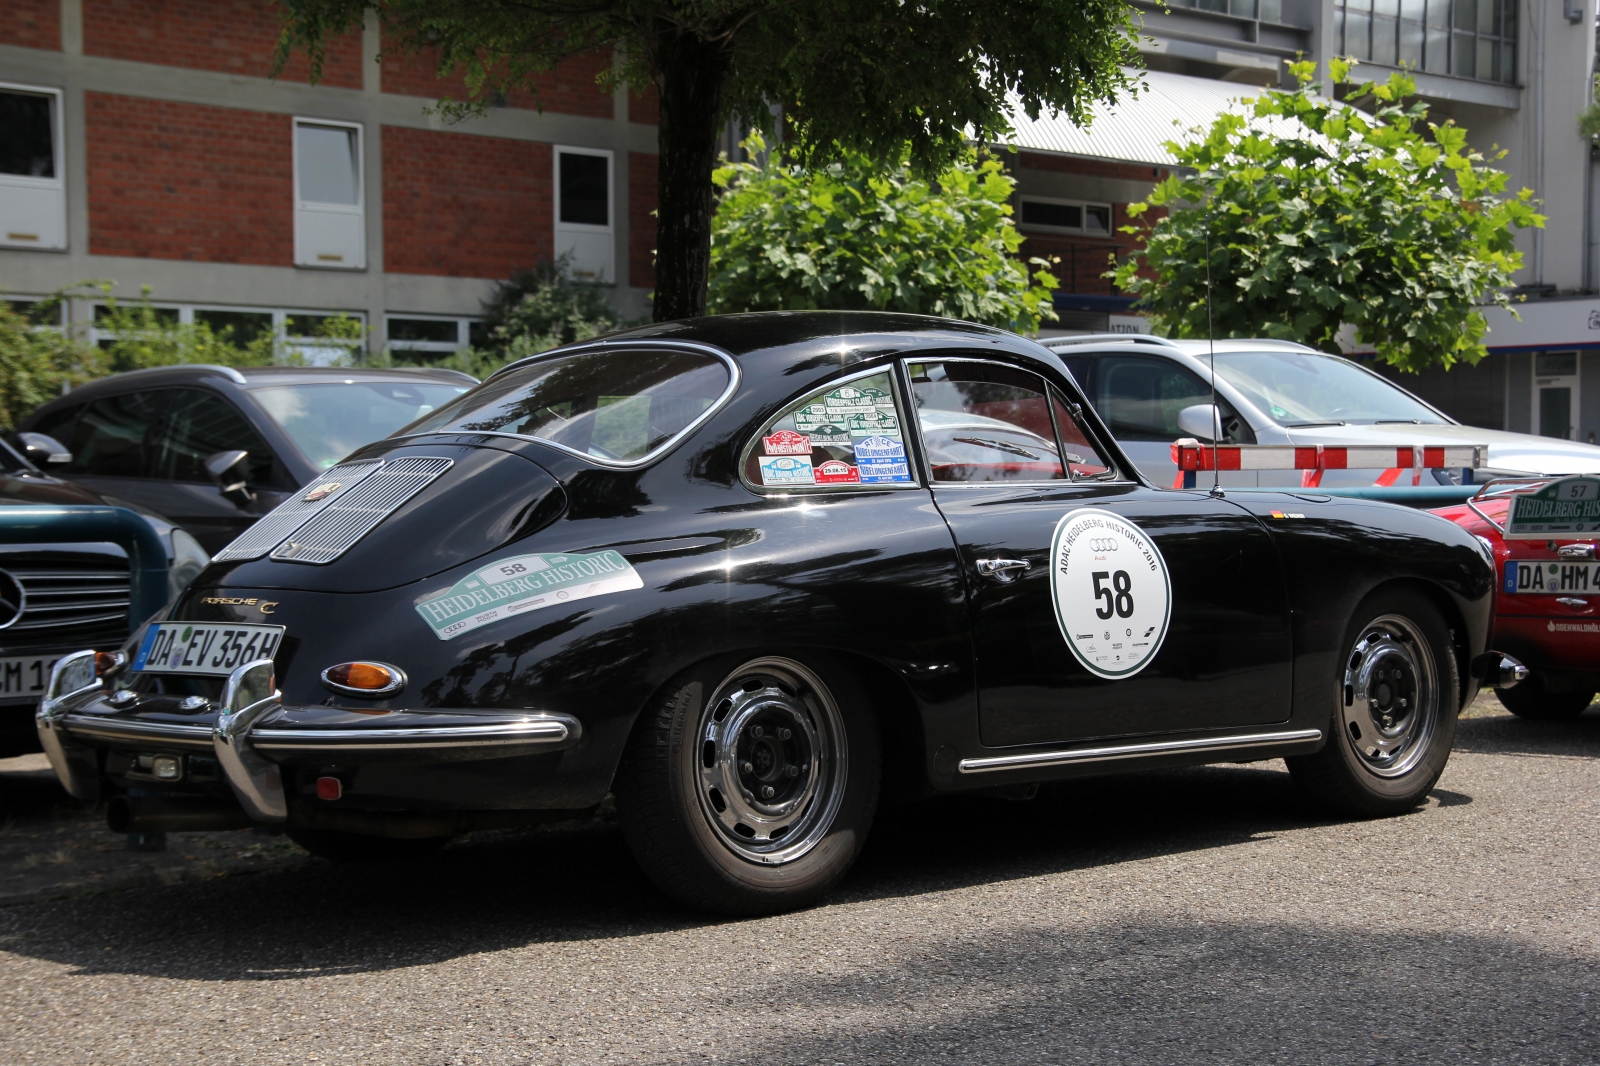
[0,569,25,630]
[1089,538,1118,553]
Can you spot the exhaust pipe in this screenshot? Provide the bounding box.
[107,794,256,834]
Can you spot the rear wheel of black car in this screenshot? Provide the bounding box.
[1496,678,1595,719]
[1287,590,1459,817]
[615,653,880,916]
[287,828,450,863]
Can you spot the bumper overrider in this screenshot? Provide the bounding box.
[35,651,580,821]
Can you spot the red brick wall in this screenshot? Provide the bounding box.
[629,151,657,289]
[86,93,293,264]
[83,0,363,88]
[381,41,612,118]
[0,0,60,50]
[1020,202,1147,297]
[629,84,659,125]
[383,126,551,278]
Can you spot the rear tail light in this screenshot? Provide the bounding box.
[93,651,126,677]
[320,661,406,697]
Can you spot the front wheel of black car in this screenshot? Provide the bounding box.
[1287,590,1459,817]
[616,654,881,916]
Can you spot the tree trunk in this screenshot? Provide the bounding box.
[651,28,729,322]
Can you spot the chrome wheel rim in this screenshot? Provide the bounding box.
[1341,613,1440,778]
[696,657,847,866]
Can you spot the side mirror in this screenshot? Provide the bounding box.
[204,449,256,508]
[16,432,71,466]
[1176,404,1223,442]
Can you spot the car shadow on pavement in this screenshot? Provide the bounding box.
[0,758,1414,984]
[1453,706,1600,759]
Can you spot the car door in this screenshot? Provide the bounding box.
[1086,353,1254,486]
[61,389,164,503]
[140,388,290,554]
[905,355,1294,748]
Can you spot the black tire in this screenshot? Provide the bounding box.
[1287,589,1460,817]
[1496,678,1595,720]
[614,653,881,916]
[286,828,449,863]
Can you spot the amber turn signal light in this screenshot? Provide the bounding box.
[319,661,406,698]
[93,650,126,677]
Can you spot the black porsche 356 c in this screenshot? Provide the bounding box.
[37,313,1514,913]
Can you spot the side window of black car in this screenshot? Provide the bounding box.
[907,359,1068,484]
[152,389,278,486]
[1094,355,1253,444]
[742,370,914,490]
[29,404,82,447]
[65,392,161,477]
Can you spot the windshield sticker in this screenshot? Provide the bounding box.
[854,435,910,483]
[793,403,850,444]
[1049,508,1172,680]
[763,430,812,456]
[416,550,644,641]
[814,460,860,484]
[825,386,878,416]
[848,410,900,438]
[759,455,816,486]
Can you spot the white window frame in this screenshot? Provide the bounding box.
[553,145,615,283]
[0,82,67,252]
[292,117,366,270]
[384,314,481,355]
[1016,195,1114,238]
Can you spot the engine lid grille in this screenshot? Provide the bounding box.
[212,459,385,563]
[271,457,455,565]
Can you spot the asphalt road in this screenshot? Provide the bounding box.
[4,699,1598,1065]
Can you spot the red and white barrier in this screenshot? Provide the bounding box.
[1169,440,1487,489]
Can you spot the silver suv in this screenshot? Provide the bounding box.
[1043,335,1600,486]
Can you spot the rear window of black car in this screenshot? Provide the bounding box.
[398,348,731,464]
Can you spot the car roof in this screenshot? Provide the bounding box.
[41,363,477,400]
[1041,334,1319,356]
[493,311,1053,380]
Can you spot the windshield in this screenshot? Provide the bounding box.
[1210,351,1447,426]
[252,381,472,470]
[400,348,731,463]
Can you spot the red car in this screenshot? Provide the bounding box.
[1435,486,1598,719]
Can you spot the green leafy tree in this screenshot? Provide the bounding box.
[709,135,1059,333]
[0,300,102,431]
[274,0,1139,321]
[1112,60,1546,372]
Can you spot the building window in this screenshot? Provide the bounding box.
[90,302,366,365]
[1337,0,1516,84]
[386,315,483,359]
[554,146,614,283]
[1018,197,1114,237]
[294,118,366,269]
[0,83,67,251]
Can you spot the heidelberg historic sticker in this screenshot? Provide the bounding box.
[1049,508,1172,680]
[415,550,644,641]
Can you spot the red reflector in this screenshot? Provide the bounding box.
[316,777,343,801]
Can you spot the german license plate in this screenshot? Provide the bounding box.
[132,623,285,676]
[1504,560,1600,595]
[0,655,59,701]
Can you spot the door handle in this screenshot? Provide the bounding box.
[976,558,1031,581]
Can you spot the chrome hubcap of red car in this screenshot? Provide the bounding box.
[1341,613,1439,778]
[696,657,847,865]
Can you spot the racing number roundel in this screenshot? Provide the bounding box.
[1049,508,1172,680]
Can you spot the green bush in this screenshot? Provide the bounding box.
[0,299,102,431]
[708,134,1059,334]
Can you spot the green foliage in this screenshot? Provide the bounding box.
[1112,60,1546,373]
[709,136,1059,334]
[0,302,101,432]
[274,0,1141,318]
[1579,75,1600,142]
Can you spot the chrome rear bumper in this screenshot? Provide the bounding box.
[36,653,581,821]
